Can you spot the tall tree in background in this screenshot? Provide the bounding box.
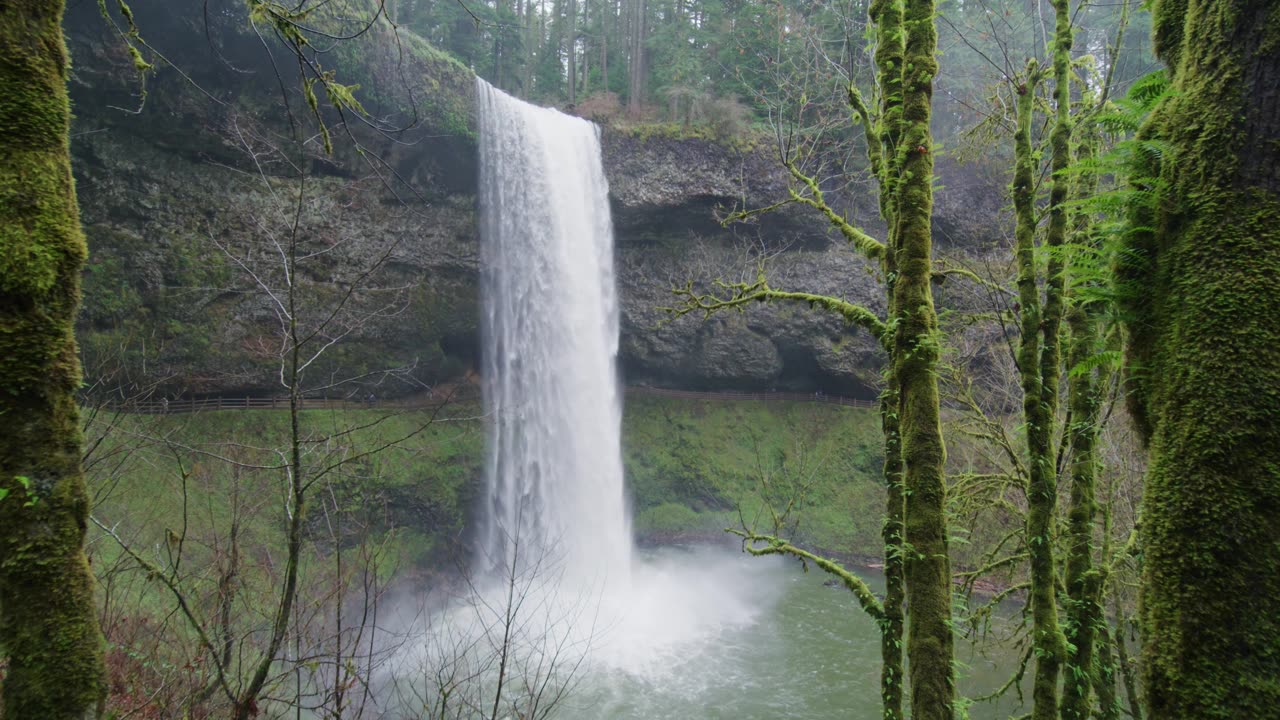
[0,0,107,716]
[669,0,954,713]
[1120,0,1280,715]
[627,0,647,111]
[1008,0,1077,711]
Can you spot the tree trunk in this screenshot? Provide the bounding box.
[1091,508,1120,720]
[1011,65,1067,720]
[860,2,908,712]
[892,0,953,713]
[627,0,646,113]
[568,0,577,103]
[1060,137,1104,720]
[581,0,590,97]
[879,378,906,720]
[1112,598,1143,720]
[1031,0,1074,713]
[1059,303,1102,720]
[0,1,107,717]
[1121,0,1280,715]
[523,0,536,96]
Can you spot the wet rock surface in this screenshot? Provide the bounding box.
[67,3,1001,399]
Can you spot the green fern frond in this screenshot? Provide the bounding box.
[1064,351,1126,379]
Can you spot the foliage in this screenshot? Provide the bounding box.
[91,397,883,569]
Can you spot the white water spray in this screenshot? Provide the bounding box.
[476,78,632,587]
[424,81,785,717]
[380,81,785,718]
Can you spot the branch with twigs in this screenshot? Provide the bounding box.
[664,267,890,347]
[727,528,886,621]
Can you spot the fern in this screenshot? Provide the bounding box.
[1053,70,1171,315]
[1068,350,1122,378]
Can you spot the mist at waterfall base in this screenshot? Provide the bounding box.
[380,80,787,716]
[473,76,779,690]
[380,81,1020,719]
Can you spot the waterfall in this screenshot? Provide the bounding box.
[475,78,632,587]
[380,82,777,712]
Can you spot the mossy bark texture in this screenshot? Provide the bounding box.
[892,0,953,714]
[1092,615,1120,720]
[1060,133,1105,720]
[0,0,107,717]
[1032,4,1074,716]
[1121,0,1280,715]
[1011,61,1068,720]
[1059,304,1103,720]
[878,384,906,720]
[868,1,906,715]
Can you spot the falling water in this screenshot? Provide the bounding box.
[384,80,1016,717]
[475,78,632,587]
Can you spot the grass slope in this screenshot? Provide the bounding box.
[87,396,886,575]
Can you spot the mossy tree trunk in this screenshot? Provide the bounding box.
[1032,1,1073,714]
[1111,599,1142,720]
[0,0,107,717]
[878,381,906,720]
[1120,0,1280,715]
[868,0,906,714]
[1059,306,1103,720]
[866,0,952,711]
[1010,59,1068,720]
[1092,606,1121,720]
[1007,0,1077,712]
[1059,136,1105,720]
[672,0,952,712]
[892,0,953,713]
[1088,507,1121,720]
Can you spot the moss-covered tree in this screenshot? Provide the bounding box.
[1009,60,1067,720]
[1007,0,1076,705]
[1058,135,1108,720]
[1119,0,1280,715]
[952,5,1143,713]
[890,0,954,715]
[669,0,954,713]
[0,0,107,716]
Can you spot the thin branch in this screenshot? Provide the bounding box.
[727,528,885,621]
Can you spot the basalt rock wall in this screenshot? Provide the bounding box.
[67,1,1004,400]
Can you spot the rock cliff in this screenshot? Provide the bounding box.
[67,1,1003,400]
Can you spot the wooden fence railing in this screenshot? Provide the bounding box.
[105,385,877,414]
[107,393,472,415]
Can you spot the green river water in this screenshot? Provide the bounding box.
[555,545,1025,720]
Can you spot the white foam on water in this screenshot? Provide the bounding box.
[379,82,787,716]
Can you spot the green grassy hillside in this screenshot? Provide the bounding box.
[86,396,885,575]
[623,396,884,554]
